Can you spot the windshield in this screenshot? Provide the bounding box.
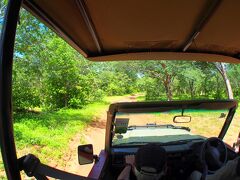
[112,109,229,146]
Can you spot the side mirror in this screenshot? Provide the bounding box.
[173,116,191,123]
[78,144,94,165]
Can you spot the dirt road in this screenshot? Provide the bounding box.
[62,95,136,176]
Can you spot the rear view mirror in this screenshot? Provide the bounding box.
[78,144,94,165]
[173,116,191,123]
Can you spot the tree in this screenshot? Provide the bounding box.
[0,0,7,30]
[225,64,240,99]
[12,9,51,110]
[214,63,233,99]
[41,37,102,108]
[12,9,105,110]
[178,66,204,99]
[141,60,186,100]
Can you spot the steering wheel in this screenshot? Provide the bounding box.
[200,137,227,178]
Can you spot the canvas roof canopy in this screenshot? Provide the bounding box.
[22,0,240,63]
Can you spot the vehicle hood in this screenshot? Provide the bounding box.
[113,128,204,145]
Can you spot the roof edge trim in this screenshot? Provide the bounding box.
[88,52,240,63]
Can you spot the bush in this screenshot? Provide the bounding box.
[144,79,166,101]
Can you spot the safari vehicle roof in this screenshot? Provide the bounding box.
[22,0,240,63]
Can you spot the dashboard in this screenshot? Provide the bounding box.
[111,140,203,165]
[110,140,237,180]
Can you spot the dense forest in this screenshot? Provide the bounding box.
[1,7,240,111]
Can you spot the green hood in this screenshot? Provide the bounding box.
[113,128,204,145]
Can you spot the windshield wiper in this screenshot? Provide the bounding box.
[113,142,150,147]
[128,124,190,131]
[171,125,190,132]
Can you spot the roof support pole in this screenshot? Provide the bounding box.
[0,0,22,179]
[76,0,102,54]
[182,0,222,52]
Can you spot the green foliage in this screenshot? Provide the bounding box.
[98,71,132,95]
[12,10,108,110]
[12,59,41,110]
[11,9,240,110]
[228,64,240,99]
[12,10,140,110]
[0,0,8,32]
[40,37,101,109]
[134,60,231,101]
[137,77,164,100]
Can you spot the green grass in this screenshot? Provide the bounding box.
[14,103,106,160]
[136,95,145,102]
[0,95,125,179]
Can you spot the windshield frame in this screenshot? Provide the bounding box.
[105,100,237,151]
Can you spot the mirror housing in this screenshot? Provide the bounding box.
[78,144,94,165]
[173,116,191,123]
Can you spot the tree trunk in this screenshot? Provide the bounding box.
[64,93,68,107]
[224,77,233,99]
[160,63,173,101]
[164,75,173,101]
[189,80,194,98]
[216,76,221,98]
[214,62,234,99]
